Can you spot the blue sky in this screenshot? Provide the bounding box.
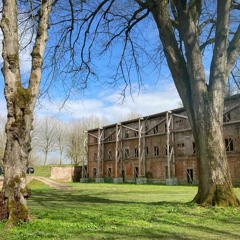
[0,45,181,125]
[0,3,182,125]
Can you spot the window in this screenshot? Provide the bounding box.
[145,126,148,135]
[108,150,112,160]
[223,112,231,123]
[165,166,168,178]
[134,128,139,137]
[145,146,149,157]
[225,138,234,152]
[177,143,185,148]
[94,137,98,143]
[165,123,167,132]
[176,119,183,124]
[187,169,194,184]
[134,167,139,178]
[107,168,112,177]
[153,125,159,134]
[117,150,121,158]
[165,145,170,155]
[93,168,97,177]
[134,147,139,158]
[154,146,160,156]
[107,135,113,142]
[124,148,130,159]
[93,152,97,161]
[192,142,196,154]
[125,129,129,138]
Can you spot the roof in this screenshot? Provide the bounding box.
[87,106,185,132]
[87,93,240,133]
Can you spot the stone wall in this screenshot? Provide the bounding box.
[51,166,82,182]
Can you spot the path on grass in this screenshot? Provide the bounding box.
[0,176,72,191]
[29,176,72,190]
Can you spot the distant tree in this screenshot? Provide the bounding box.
[55,121,67,165]
[37,117,57,166]
[66,116,107,165]
[123,111,142,121]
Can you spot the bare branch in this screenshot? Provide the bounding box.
[227,25,240,75]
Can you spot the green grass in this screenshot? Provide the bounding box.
[30,165,51,178]
[1,183,240,239]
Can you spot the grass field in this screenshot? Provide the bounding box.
[1,182,240,240]
[30,165,51,178]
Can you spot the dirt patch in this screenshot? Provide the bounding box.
[0,176,72,191]
[30,176,72,190]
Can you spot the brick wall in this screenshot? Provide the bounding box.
[51,166,83,182]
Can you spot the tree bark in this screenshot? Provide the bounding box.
[0,0,53,227]
[191,94,239,206]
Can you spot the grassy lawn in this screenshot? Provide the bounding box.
[1,182,240,240]
[29,165,51,178]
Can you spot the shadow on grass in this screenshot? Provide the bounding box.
[26,189,240,240]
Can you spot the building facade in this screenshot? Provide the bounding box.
[85,94,240,185]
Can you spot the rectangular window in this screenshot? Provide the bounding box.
[145,146,149,157]
[134,128,139,137]
[93,152,97,161]
[107,168,112,177]
[134,147,139,158]
[94,137,98,143]
[165,145,170,155]
[223,112,231,123]
[107,135,113,142]
[134,167,139,178]
[187,169,194,184]
[145,126,148,135]
[153,125,159,134]
[225,138,234,152]
[125,129,129,138]
[177,143,185,148]
[192,142,196,154]
[93,168,97,177]
[154,146,160,156]
[108,150,112,160]
[124,148,130,159]
[175,119,183,124]
[165,166,168,178]
[165,123,167,132]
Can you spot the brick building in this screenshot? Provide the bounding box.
[85,94,240,185]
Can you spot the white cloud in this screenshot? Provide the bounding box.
[35,82,181,124]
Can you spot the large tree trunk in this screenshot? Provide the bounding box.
[191,94,239,206]
[0,0,53,227]
[0,91,33,226]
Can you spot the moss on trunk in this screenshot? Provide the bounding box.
[193,184,239,207]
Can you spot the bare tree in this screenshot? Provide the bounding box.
[55,120,67,165]
[123,111,142,121]
[36,117,57,165]
[71,0,240,206]
[66,116,107,165]
[66,122,83,165]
